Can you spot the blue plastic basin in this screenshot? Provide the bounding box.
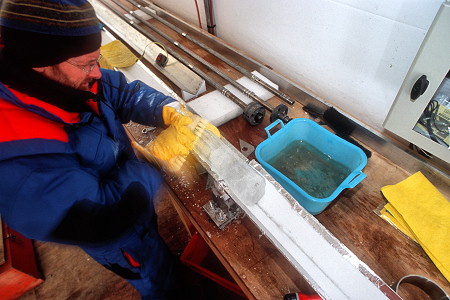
[256,118,367,215]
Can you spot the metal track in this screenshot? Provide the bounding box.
[106,0,279,114]
[132,0,295,105]
[96,0,250,109]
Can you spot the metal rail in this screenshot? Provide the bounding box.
[132,0,295,105]
[97,0,266,125]
[102,0,291,123]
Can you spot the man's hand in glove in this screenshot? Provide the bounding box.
[146,103,220,162]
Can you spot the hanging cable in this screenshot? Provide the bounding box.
[193,0,203,29]
[139,41,169,67]
[139,41,168,60]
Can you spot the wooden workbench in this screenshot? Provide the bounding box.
[104,1,450,297]
[131,103,450,300]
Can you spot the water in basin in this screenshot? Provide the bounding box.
[267,140,351,199]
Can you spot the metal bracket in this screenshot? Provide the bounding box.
[239,139,255,157]
[203,175,244,229]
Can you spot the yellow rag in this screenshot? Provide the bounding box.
[100,40,138,70]
[379,203,416,241]
[381,171,450,282]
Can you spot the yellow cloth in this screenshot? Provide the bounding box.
[381,171,450,282]
[100,40,137,70]
[380,203,416,241]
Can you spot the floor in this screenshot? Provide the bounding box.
[19,186,246,300]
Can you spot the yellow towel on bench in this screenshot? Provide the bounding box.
[381,171,450,283]
[379,202,417,241]
[100,40,138,70]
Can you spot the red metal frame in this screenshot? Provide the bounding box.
[0,222,43,300]
[180,232,246,298]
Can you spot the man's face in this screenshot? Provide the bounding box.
[34,49,102,91]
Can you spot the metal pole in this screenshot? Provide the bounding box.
[111,0,274,112]
[97,0,266,125]
[203,0,216,35]
[136,0,295,106]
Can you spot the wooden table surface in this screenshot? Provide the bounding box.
[105,1,450,297]
[157,105,450,299]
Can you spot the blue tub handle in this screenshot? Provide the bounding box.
[264,119,285,138]
[343,171,366,188]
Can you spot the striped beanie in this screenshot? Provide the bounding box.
[0,0,102,67]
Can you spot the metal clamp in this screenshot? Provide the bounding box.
[202,175,243,229]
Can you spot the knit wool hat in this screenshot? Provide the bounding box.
[0,0,102,67]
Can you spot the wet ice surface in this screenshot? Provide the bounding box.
[193,130,266,206]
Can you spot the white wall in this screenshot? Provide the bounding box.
[151,0,443,131]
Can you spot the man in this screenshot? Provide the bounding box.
[0,0,216,299]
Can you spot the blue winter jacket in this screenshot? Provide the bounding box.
[0,68,175,251]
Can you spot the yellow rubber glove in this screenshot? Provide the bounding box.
[146,117,196,161]
[162,103,185,126]
[162,103,220,137]
[132,140,201,183]
[162,102,220,137]
[146,103,220,161]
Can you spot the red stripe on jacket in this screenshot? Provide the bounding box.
[0,86,80,143]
